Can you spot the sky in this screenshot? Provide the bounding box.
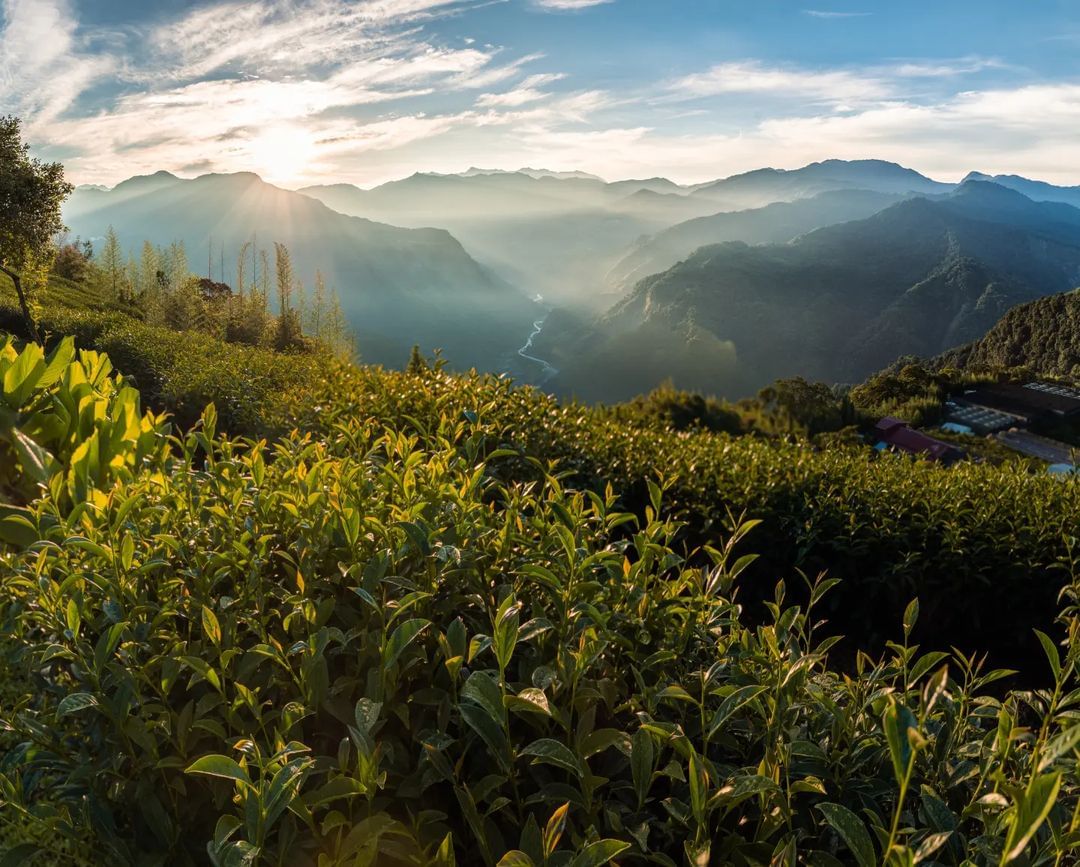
[2,0,1080,188]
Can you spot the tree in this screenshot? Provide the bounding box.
[306,269,327,340]
[236,240,252,299]
[100,226,124,299]
[52,235,93,282]
[273,241,294,315]
[407,345,430,375]
[0,115,74,341]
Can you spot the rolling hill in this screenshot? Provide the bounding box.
[64,171,536,369]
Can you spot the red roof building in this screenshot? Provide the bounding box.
[874,417,966,465]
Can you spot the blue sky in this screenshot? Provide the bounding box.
[2,0,1079,187]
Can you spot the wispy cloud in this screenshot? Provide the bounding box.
[1,0,578,185]
[803,9,872,18]
[3,0,1076,191]
[476,72,565,107]
[666,57,1006,109]
[0,0,113,122]
[532,0,613,10]
[669,61,891,105]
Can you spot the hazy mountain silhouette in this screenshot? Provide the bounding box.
[541,182,1080,401]
[65,171,536,369]
[605,189,905,292]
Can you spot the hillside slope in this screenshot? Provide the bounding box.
[542,182,1080,400]
[64,172,536,369]
[605,189,904,292]
[939,288,1080,377]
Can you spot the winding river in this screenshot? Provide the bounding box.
[517,315,559,383]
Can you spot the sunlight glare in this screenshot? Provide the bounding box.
[246,125,317,186]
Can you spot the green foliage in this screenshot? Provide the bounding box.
[290,363,1080,663]
[0,335,168,517]
[753,376,855,437]
[616,380,744,434]
[0,303,323,435]
[1,330,1080,864]
[0,115,74,338]
[2,384,1080,864]
[941,288,1080,380]
[851,360,991,426]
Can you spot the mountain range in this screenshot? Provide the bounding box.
[299,158,958,311]
[67,159,1080,398]
[536,181,1080,401]
[65,171,535,369]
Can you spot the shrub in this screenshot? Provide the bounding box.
[4,396,1080,865]
[0,335,167,528]
[0,303,326,435]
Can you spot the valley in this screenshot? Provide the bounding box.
[68,158,1080,405]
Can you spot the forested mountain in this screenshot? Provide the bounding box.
[605,189,904,292]
[539,181,1080,401]
[64,172,536,368]
[939,287,1080,377]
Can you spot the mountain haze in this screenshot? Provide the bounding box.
[64,172,536,368]
[300,160,951,312]
[541,181,1080,400]
[605,189,905,292]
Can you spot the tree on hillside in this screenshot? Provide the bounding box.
[100,226,124,299]
[273,241,303,350]
[0,115,74,341]
[52,235,93,283]
[273,241,294,314]
[236,240,252,298]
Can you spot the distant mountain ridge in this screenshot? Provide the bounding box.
[298,159,954,311]
[605,188,906,292]
[963,172,1080,209]
[688,159,953,209]
[64,171,536,369]
[539,180,1080,401]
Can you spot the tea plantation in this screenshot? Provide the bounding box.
[3,310,1080,866]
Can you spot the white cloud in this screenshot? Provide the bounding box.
[476,73,565,107]
[666,58,1007,109]
[532,0,613,9]
[0,0,113,122]
[803,10,871,18]
[670,61,891,105]
[5,0,1080,192]
[490,81,1080,187]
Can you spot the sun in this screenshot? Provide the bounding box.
[245,125,317,186]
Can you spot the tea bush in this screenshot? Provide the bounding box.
[0,335,168,538]
[4,305,1078,660]
[4,389,1080,865]
[0,303,324,435]
[294,365,1080,667]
